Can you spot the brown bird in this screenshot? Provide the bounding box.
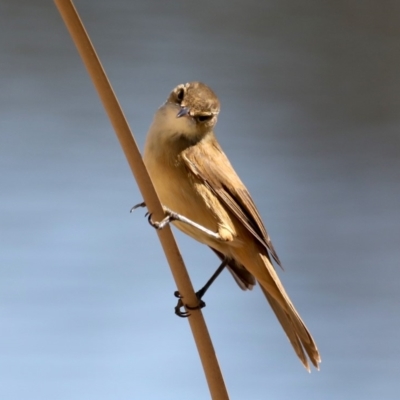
[142,81,321,371]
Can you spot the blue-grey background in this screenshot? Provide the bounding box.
[1,1,399,399]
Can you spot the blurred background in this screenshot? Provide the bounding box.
[1,0,399,399]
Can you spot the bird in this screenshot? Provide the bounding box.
[142,81,321,371]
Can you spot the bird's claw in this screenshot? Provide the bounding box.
[175,299,191,318]
[174,291,206,318]
[131,201,176,230]
[130,202,146,213]
[147,211,177,230]
[147,213,162,229]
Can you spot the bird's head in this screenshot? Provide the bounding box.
[165,82,220,134]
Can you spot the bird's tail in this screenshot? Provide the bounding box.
[255,254,321,371]
[259,285,320,371]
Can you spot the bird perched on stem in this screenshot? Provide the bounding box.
[141,81,321,371]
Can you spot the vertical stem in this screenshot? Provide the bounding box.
[53,1,229,399]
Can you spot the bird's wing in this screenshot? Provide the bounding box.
[182,137,281,267]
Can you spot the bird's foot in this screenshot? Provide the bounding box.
[147,208,180,230]
[174,290,206,318]
[131,202,179,230]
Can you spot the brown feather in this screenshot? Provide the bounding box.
[182,136,281,266]
[210,247,255,290]
[179,134,320,370]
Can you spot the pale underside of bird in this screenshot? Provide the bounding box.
[142,81,321,371]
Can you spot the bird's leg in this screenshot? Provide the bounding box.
[132,202,223,241]
[192,257,229,302]
[132,203,230,316]
[174,257,229,317]
[147,207,223,241]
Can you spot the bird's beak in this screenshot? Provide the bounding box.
[176,107,190,118]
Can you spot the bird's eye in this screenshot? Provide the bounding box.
[176,88,184,103]
[196,114,213,123]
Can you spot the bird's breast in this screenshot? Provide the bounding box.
[143,140,236,249]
